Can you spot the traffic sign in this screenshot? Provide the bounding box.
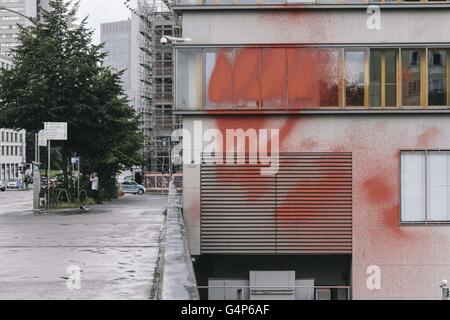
[38,130,47,146]
[44,122,67,141]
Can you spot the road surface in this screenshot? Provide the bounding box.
[0,191,167,300]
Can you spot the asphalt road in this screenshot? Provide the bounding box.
[0,191,167,300]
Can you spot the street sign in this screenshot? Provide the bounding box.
[44,122,67,141]
[38,130,47,147]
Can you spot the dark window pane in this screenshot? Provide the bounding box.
[385,50,397,107]
[345,50,366,107]
[428,49,447,106]
[370,50,381,107]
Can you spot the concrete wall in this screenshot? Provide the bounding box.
[181,8,450,45]
[182,114,450,299]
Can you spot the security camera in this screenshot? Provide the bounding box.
[160,36,168,45]
[159,35,192,44]
[440,280,448,288]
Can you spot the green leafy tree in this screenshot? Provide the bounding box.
[0,0,143,199]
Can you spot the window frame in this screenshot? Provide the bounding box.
[400,149,450,226]
[176,46,450,111]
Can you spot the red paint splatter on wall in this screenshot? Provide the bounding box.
[416,127,441,147]
[262,48,286,109]
[207,49,233,106]
[362,177,392,204]
[233,48,260,108]
[287,48,317,109]
[206,48,335,109]
[383,204,400,226]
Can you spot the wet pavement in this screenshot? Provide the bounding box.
[0,191,167,300]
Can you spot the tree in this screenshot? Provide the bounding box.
[0,0,143,199]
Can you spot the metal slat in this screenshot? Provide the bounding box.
[200,152,352,255]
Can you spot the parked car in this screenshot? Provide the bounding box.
[121,181,145,195]
[0,180,5,192]
[6,179,19,189]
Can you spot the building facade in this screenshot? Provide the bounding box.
[101,19,138,110]
[0,127,26,183]
[121,0,180,174]
[0,0,50,55]
[174,1,450,299]
[0,54,26,183]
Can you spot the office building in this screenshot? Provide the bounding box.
[175,0,450,300]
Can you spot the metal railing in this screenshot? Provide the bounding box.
[195,285,352,300]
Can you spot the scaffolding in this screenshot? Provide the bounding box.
[125,0,181,174]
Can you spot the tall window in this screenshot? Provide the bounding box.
[261,48,285,109]
[232,48,260,109]
[401,49,423,107]
[345,49,367,107]
[401,151,450,223]
[176,49,203,110]
[205,49,233,109]
[428,49,448,106]
[370,49,397,107]
[317,49,340,107]
[287,48,317,109]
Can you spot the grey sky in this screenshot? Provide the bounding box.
[77,0,131,44]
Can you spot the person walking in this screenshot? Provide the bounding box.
[90,173,102,204]
[24,175,29,190]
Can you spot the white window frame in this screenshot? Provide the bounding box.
[401,150,450,224]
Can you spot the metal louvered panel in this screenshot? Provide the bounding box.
[201,153,352,255]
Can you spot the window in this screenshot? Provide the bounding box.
[232,48,260,109]
[261,48,285,109]
[401,49,423,106]
[428,49,447,106]
[401,151,450,223]
[205,49,233,109]
[345,49,367,107]
[204,48,261,110]
[317,48,340,107]
[370,49,397,107]
[178,46,450,111]
[176,49,203,110]
[287,48,317,109]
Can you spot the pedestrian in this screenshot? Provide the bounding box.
[24,175,29,190]
[90,173,102,204]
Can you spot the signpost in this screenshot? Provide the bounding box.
[33,130,41,211]
[71,154,80,202]
[38,130,47,148]
[43,122,68,210]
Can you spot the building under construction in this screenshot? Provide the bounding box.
[123,0,181,175]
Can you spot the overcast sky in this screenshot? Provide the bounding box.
[77,0,131,44]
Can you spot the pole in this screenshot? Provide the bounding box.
[161,141,165,194]
[35,134,38,164]
[169,137,172,182]
[78,156,80,204]
[47,140,51,210]
[33,134,39,211]
[21,133,25,191]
